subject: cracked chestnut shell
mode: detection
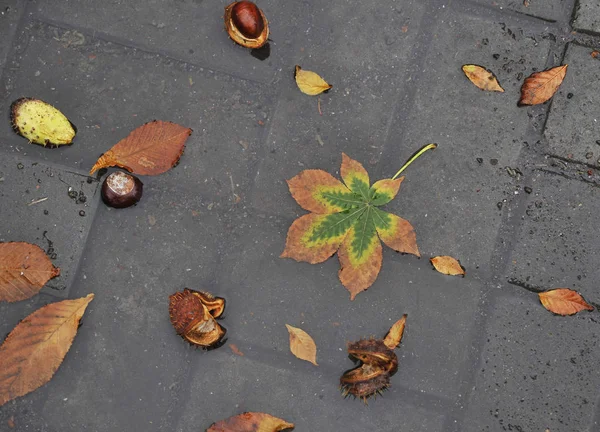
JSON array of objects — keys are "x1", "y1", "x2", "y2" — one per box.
[
  {"x1": 101, "y1": 171, "x2": 143, "y2": 208},
  {"x1": 224, "y1": 1, "x2": 269, "y2": 49},
  {"x1": 169, "y1": 288, "x2": 227, "y2": 348}
]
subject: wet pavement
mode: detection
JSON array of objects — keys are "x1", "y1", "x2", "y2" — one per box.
[{"x1": 1, "y1": 0, "x2": 599, "y2": 431}]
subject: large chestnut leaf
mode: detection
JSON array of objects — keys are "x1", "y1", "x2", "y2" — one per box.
[
  {"x1": 207, "y1": 412, "x2": 294, "y2": 431},
  {"x1": 90, "y1": 120, "x2": 192, "y2": 175},
  {"x1": 0, "y1": 242, "x2": 60, "y2": 303},
  {"x1": 281, "y1": 153, "x2": 419, "y2": 300},
  {"x1": 0, "y1": 294, "x2": 94, "y2": 406}
]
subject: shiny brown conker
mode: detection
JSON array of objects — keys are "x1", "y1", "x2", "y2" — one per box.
[
  {"x1": 224, "y1": 1, "x2": 269, "y2": 49},
  {"x1": 101, "y1": 171, "x2": 143, "y2": 208}
]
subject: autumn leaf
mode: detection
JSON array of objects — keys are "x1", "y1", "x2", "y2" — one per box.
[
  {"x1": 285, "y1": 324, "x2": 318, "y2": 366},
  {"x1": 207, "y1": 412, "x2": 294, "y2": 432},
  {"x1": 430, "y1": 256, "x2": 465, "y2": 277},
  {"x1": 462, "y1": 64, "x2": 504, "y2": 92},
  {"x1": 281, "y1": 154, "x2": 419, "y2": 300},
  {"x1": 538, "y1": 288, "x2": 594, "y2": 316},
  {"x1": 383, "y1": 314, "x2": 407, "y2": 349},
  {"x1": 0, "y1": 294, "x2": 94, "y2": 406},
  {"x1": 0, "y1": 242, "x2": 60, "y2": 303},
  {"x1": 90, "y1": 120, "x2": 192, "y2": 175},
  {"x1": 294, "y1": 65, "x2": 332, "y2": 96},
  {"x1": 518, "y1": 65, "x2": 568, "y2": 106}
]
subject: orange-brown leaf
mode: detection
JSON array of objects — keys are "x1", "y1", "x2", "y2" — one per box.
[
  {"x1": 518, "y1": 65, "x2": 568, "y2": 106},
  {"x1": 383, "y1": 314, "x2": 407, "y2": 349},
  {"x1": 462, "y1": 64, "x2": 505, "y2": 92},
  {"x1": 285, "y1": 324, "x2": 318, "y2": 366},
  {"x1": 538, "y1": 288, "x2": 594, "y2": 316},
  {"x1": 0, "y1": 294, "x2": 94, "y2": 406},
  {"x1": 89, "y1": 120, "x2": 192, "y2": 175},
  {"x1": 0, "y1": 242, "x2": 60, "y2": 303},
  {"x1": 207, "y1": 412, "x2": 295, "y2": 432},
  {"x1": 229, "y1": 344, "x2": 244, "y2": 356},
  {"x1": 430, "y1": 256, "x2": 465, "y2": 276}
]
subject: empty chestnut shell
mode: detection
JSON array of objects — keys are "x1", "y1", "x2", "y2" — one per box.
[
  {"x1": 101, "y1": 171, "x2": 143, "y2": 208},
  {"x1": 224, "y1": 1, "x2": 269, "y2": 49},
  {"x1": 169, "y1": 288, "x2": 227, "y2": 349}
]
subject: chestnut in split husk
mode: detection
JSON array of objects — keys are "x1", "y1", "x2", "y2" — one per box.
[
  {"x1": 101, "y1": 171, "x2": 143, "y2": 208},
  {"x1": 224, "y1": 1, "x2": 269, "y2": 49},
  {"x1": 169, "y1": 288, "x2": 227, "y2": 349}
]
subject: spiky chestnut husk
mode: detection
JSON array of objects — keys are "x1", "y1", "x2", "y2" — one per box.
[
  {"x1": 224, "y1": 1, "x2": 269, "y2": 49},
  {"x1": 168, "y1": 288, "x2": 227, "y2": 349},
  {"x1": 340, "y1": 338, "x2": 398, "y2": 403},
  {"x1": 101, "y1": 171, "x2": 143, "y2": 208},
  {"x1": 10, "y1": 98, "x2": 76, "y2": 147}
]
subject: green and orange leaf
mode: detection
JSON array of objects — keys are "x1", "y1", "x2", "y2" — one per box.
[{"x1": 282, "y1": 154, "x2": 419, "y2": 300}]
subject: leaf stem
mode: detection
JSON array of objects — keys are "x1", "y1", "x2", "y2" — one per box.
[{"x1": 391, "y1": 143, "x2": 437, "y2": 180}]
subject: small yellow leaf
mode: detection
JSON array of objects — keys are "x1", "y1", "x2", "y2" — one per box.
[
  {"x1": 383, "y1": 314, "x2": 407, "y2": 349},
  {"x1": 430, "y1": 256, "x2": 465, "y2": 276},
  {"x1": 538, "y1": 288, "x2": 594, "y2": 316},
  {"x1": 294, "y1": 65, "x2": 332, "y2": 96},
  {"x1": 285, "y1": 324, "x2": 318, "y2": 365},
  {"x1": 462, "y1": 65, "x2": 504, "y2": 92}
]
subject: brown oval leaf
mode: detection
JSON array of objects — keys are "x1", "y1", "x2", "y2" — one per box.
[
  {"x1": 538, "y1": 288, "x2": 594, "y2": 316},
  {"x1": 383, "y1": 314, "x2": 407, "y2": 349},
  {"x1": 285, "y1": 324, "x2": 318, "y2": 366},
  {"x1": 90, "y1": 120, "x2": 192, "y2": 175},
  {"x1": 0, "y1": 242, "x2": 60, "y2": 303},
  {"x1": 0, "y1": 294, "x2": 94, "y2": 406},
  {"x1": 462, "y1": 64, "x2": 505, "y2": 92},
  {"x1": 430, "y1": 256, "x2": 465, "y2": 276},
  {"x1": 207, "y1": 412, "x2": 294, "y2": 432},
  {"x1": 518, "y1": 65, "x2": 568, "y2": 106}
]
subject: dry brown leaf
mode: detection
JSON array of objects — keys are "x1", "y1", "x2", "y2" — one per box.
[
  {"x1": 430, "y1": 256, "x2": 465, "y2": 276},
  {"x1": 0, "y1": 294, "x2": 94, "y2": 406},
  {"x1": 591, "y1": 51, "x2": 599, "y2": 59},
  {"x1": 294, "y1": 65, "x2": 332, "y2": 96},
  {"x1": 538, "y1": 288, "x2": 594, "y2": 316},
  {"x1": 0, "y1": 242, "x2": 60, "y2": 303},
  {"x1": 90, "y1": 120, "x2": 192, "y2": 175},
  {"x1": 383, "y1": 314, "x2": 407, "y2": 349},
  {"x1": 462, "y1": 64, "x2": 505, "y2": 92},
  {"x1": 518, "y1": 65, "x2": 568, "y2": 106},
  {"x1": 207, "y1": 412, "x2": 294, "y2": 432},
  {"x1": 285, "y1": 324, "x2": 318, "y2": 366}
]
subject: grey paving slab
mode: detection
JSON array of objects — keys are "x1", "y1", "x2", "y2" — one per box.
[
  {"x1": 31, "y1": 0, "x2": 310, "y2": 84},
  {"x1": 0, "y1": 21, "x2": 276, "y2": 206},
  {"x1": 0, "y1": 0, "x2": 23, "y2": 76},
  {"x1": 462, "y1": 290, "x2": 600, "y2": 432},
  {"x1": 544, "y1": 43, "x2": 600, "y2": 167},
  {"x1": 573, "y1": 0, "x2": 600, "y2": 34},
  {"x1": 250, "y1": 0, "x2": 427, "y2": 217},
  {"x1": 212, "y1": 217, "x2": 483, "y2": 402},
  {"x1": 0, "y1": 153, "x2": 100, "y2": 297},
  {"x1": 375, "y1": 8, "x2": 551, "y2": 274},
  {"x1": 471, "y1": 0, "x2": 571, "y2": 23},
  {"x1": 506, "y1": 169, "x2": 600, "y2": 298}
]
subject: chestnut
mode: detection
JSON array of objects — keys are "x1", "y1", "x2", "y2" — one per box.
[
  {"x1": 224, "y1": 1, "x2": 269, "y2": 49},
  {"x1": 101, "y1": 171, "x2": 143, "y2": 208}
]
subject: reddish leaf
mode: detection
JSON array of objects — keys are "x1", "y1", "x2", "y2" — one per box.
[
  {"x1": 90, "y1": 120, "x2": 192, "y2": 175},
  {"x1": 518, "y1": 65, "x2": 568, "y2": 106},
  {"x1": 0, "y1": 242, "x2": 60, "y2": 303},
  {"x1": 207, "y1": 412, "x2": 294, "y2": 431},
  {"x1": 538, "y1": 288, "x2": 594, "y2": 316}
]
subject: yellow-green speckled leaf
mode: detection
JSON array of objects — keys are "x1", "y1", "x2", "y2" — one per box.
[{"x1": 10, "y1": 98, "x2": 75, "y2": 147}]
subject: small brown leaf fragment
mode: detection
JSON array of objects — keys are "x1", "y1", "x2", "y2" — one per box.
[
  {"x1": 207, "y1": 412, "x2": 294, "y2": 432},
  {"x1": 0, "y1": 242, "x2": 60, "y2": 303},
  {"x1": 285, "y1": 324, "x2": 318, "y2": 365},
  {"x1": 538, "y1": 288, "x2": 594, "y2": 316},
  {"x1": 518, "y1": 65, "x2": 568, "y2": 106},
  {"x1": 90, "y1": 120, "x2": 192, "y2": 175},
  {"x1": 383, "y1": 314, "x2": 407, "y2": 349},
  {"x1": 591, "y1": 51, "x2": 599, "y2": 59},
  {"x1": 7, "y1": 417, "x2": 15, "y2": 428},
  {"x1": 229, "y1": 344, "x2": 244, "y2": 356},
  {"x1": 0, "y1": 294, "x2": 94, "y2": 406},
  {"x1": 430, "y1": 256, "x2": 465, "y2": 276},
  {"x1": 294, "y1": 65, "x2": 332, "y2": 96},
  {"x1": 462, "y1": 64, "x2": 505, "y2": 92}
]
